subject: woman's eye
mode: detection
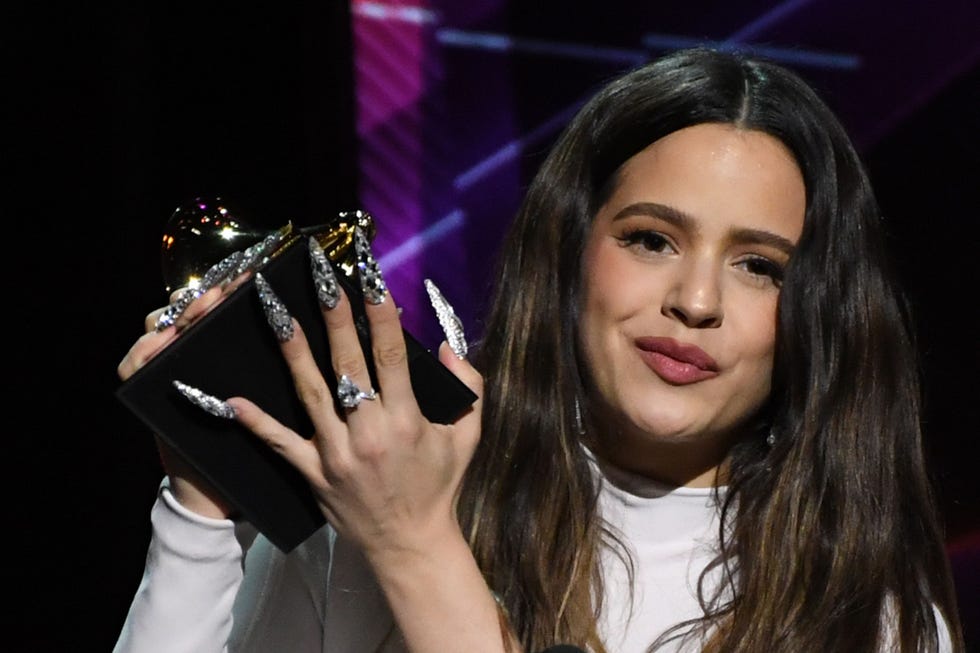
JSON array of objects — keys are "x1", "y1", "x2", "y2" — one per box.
[
  {"x1": 738, "y1": 256, "x2": 785, "y2": 286},
  {"x1": 619, "y1": 229, "x2": 673, "y2": 254}
]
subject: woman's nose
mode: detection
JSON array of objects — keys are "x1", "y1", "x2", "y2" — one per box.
[{"x1": 661, "y1": 260, "x2": 723, "y2": 328}]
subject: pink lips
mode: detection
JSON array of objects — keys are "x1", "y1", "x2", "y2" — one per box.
[{"x1": 635, "y1": 336, "x2": 720, "y2": 385}]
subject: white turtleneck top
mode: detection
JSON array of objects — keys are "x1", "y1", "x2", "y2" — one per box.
[
  {"x1": 591, "y1": 458, "x2": 725, "y2": 653},
  {"x1": 112, "y1": 465, "x2": 951, "y2": 652}
]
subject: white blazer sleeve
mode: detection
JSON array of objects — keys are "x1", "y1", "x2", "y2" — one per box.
[{"x1": 113, "y1": 479, "x2": 246, "y2": 653}]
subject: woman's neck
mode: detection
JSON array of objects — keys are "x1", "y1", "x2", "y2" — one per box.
[{"x1": 584, "y1": 426, "x2": 733, "y2": 488}]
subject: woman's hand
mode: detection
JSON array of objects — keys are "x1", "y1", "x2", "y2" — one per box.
[
  {"x1": 171, "y1": 234, "x2": 510, "y2": 651},
  {"x1": 227, "y1": 269, "x2": 483, "y2": 560},
  {"x1": 117, "y1": 285, "x2": 226, "y2": 381},
  {"x1": 118, "y1": 238, "x2": 270, "y2": 381},
  {"x1": 118, "y1": 269, "x2": 252, "y2": 519}
]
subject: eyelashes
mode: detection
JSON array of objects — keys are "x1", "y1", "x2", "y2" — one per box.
[
  {"x1": 736, "y1": 256, "x2": 785, "y2": 286},
  {"x1": 616, "y1": 228, "x2": 787, "y2": 286},
  {"x1": 618, "y1": 228, "x2": 674, "y2": 253}
]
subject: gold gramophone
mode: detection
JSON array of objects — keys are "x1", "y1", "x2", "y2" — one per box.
[{"x1": 160, "y1": 196, "x2": 376, "y2": 293}]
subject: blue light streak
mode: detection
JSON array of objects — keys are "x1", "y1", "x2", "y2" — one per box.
[
  {"x1": 378, "y1": 209, "x2": 466, "y2": 271},
  {"x1": 724, "y1": 0, "x2": 814, "y2": 43},
  {"x1": 641, "y1": 33, "x2": 860, "y2": 70},
  {"x1": 358, "y1": 0, "x2": 861, "y2": 272},
  {"x1": 454, "y1": 100, "x2": 585, "y2": 191},
  {"x1": 437, "y1": 29, "x2": 647, "y2": 65}
]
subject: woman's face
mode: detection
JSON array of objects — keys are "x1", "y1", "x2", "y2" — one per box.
[{"x1": 579, "y1": 123, "x2": 805, "y2": 486}]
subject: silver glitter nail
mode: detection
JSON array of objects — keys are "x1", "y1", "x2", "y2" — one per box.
[
  {"x1": 233, "y1": 230, "x2": 284, "y2": 278},
  {"x1": 424, "y1": 278, "x2": 467, "y2": 359},
  {"x1": 254, "y1": 273, "x2": 294, "y2": 342},
  {"x1": 155, "y1": 286, "x2": 201, "y2": 331},
  {"x1": 154, "y1": 249, "x2": 249, "y2": 332},
  {"x1": 173, "y1": 380, "x2": 235, "y2": 419},
  {"x1": 199, "y1": 249, "x2": 245, "y2": 290},
  {"x1": 308, "y1": 236, "x2": 341, "y2": 309},
  {"x1": 354, "y1": 226, "x2": 387, "y2": 305}
]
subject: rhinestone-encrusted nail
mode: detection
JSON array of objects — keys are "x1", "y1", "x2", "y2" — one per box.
[
  {"x1": 173, "y1": 380, "x2": 235, "y2": 419},
  {"x1": 155, "y1": 286, "x2": 200, "y2": 331},
  {"x1": 354, "y1": 226, "x2": 387, "y2": 305},
  {"x1": 424, "y1": 278, "x2": 467, "y2": 359},
  {"x1": 154, "y1": 249, "x2": 250, "y2": 332},
  {"x1": 254, "y1": 273, "x2": 294, "y2": 342},
  {"x1": 199, "y1": 249, "x2": 245, "y2": 290},
  {"x1": 308, "y1": 237, "x2": 340, "y2": 309},
  {"x1": 234, "y1": 230, "x2": 284, "y2": 278}
]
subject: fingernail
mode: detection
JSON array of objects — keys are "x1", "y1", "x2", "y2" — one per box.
[
  {"x1": 154, "y1": 287, "x2": 200, "y2": 332},
  {"x1": 354, "y1": 226, "x2": 387, "y2": 305},
  {"x1": 234, "y1": 230, "x2": 284, "y2": 278},
  {"x1": 198, "y1": 249, "x2": 245, "y2": 290},
  {"x1": 424, "y1": 279, "x2": 467, "y2": 359},
  {"x1": 308, "y1": 237, "x2": 340, "y2": 309},
  {"x1": 173, "y1": 380, "x2": 235, "y2": 419},
  {"x1": 254, "y1": 273, "x2": 294, "y2": 342},
  {"x1": 154, "y1": 249, "x2": 248, "y2": 332}
]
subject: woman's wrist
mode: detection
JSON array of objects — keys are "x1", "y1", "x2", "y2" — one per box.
[
  {"x1": 365, "y1": 525, "x2": 519, "y2": 653},
  {"x1": 168, "y1": 475, "x2": 236, "y2": 519}
]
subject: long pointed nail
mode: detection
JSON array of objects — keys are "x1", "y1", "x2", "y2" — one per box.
[
  {"x1": 354, "y1": 226, "x2": 387, "y2": 305},
  {"x1": 173, "y1": 380, "x2": 235, "y2": 419},
  {"x1": 233, "y1": 230, "x2": 284, "y2": 278},
  {"x1": 155, "y1": 287, "x2": 199, "y2": 331},
  {"x1": 199, "y1": 249, "x2": 245, "y2": 290},
  {"x1": 424, "y1": 279, "x2": 467, "y2": 359},
  {"x1": 254, "y1": 273, "x2": 294, "y2": 342},
  {"x1": 154, "y1": 248, "x2": 250, "y2": 332},
  {"x1": 308, "y1": 237, "x2": 341, "y2": 309}
]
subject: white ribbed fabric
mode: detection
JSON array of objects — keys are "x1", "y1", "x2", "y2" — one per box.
[{"x1": 591, "y1": 456, "x2": 725, "y2": 653}]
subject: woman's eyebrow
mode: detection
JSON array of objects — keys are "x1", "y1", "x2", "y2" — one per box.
[
  {"x1": 610, "y1": 202, "x2": 694, "y2": 229},
  {"x1": 727, "y1": 227, "x2": 797, "y2": 256},
  {"x1": 610, "y1": 201, "x2": 796, "y2": 255}
]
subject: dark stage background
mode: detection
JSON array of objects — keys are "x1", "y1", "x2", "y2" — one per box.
[{"x1": 9, "y1": 1, "x2": 978, "y2": 650}]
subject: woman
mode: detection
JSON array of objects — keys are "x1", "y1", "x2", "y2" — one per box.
[{"x1": 114, "y1": 48, "x2": 963, "y2": 652}]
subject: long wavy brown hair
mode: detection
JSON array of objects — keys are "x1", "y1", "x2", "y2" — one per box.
[{"x1": 457, "y1": 48, "x2": 964, "y2": 652}]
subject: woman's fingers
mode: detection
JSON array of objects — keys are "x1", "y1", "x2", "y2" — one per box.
[
  {"x1": 118, "y1": 329, "x2": 175, "y2": 381},
  {"x1": 364, "y1": 297, "x2": 414, "y2": 410},
  {"x1": 437, "y1": 341, "x2": 483, "y2": 442},
  {"x1": 145, "y1": 306, "x2": 167, "y2": 334},
  {"x1": 437, "y1": 342, "x2": 483, "y2": 406},
  {"x1": 161, "y1": 280, "x2": 242, "y2": 333},
  {"x1": 166, "y1": 247, "x2": 486, "y2": 552},
  {"x1": 122, "y1": 286, "x2": 231, "y2": 382},
  {"x1": 159, "y1": 285, "x2": 222, "y2": 332},
  {"x1": 276, "y1": 317, "x2": 349, "y2": 450},
  {"x1": 252, "y1": 272, "x2": 352, "y2": 469},
  {"x1": 226, "y1": 396, "x2": 329, "y2": 492},
  {"x1": 351, "y1": 228, "x2": 414, "y2": 410},
  {"x1": 171, "y1": 285, "x2": 226, "y2": 330},
  {"x1": 321, "y1": 290, "x2": 373, "y2": 391}
]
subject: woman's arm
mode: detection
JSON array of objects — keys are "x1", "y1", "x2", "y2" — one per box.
[
  {"x1": 112, "y1": 480, "x2": 244, "y2": 653},
  {"x1": 217, "y1": 237, "x2": 519, "y2": 652},
  {"x1": 113, "y1": 270, "x2": 258, "y2": 652}
]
